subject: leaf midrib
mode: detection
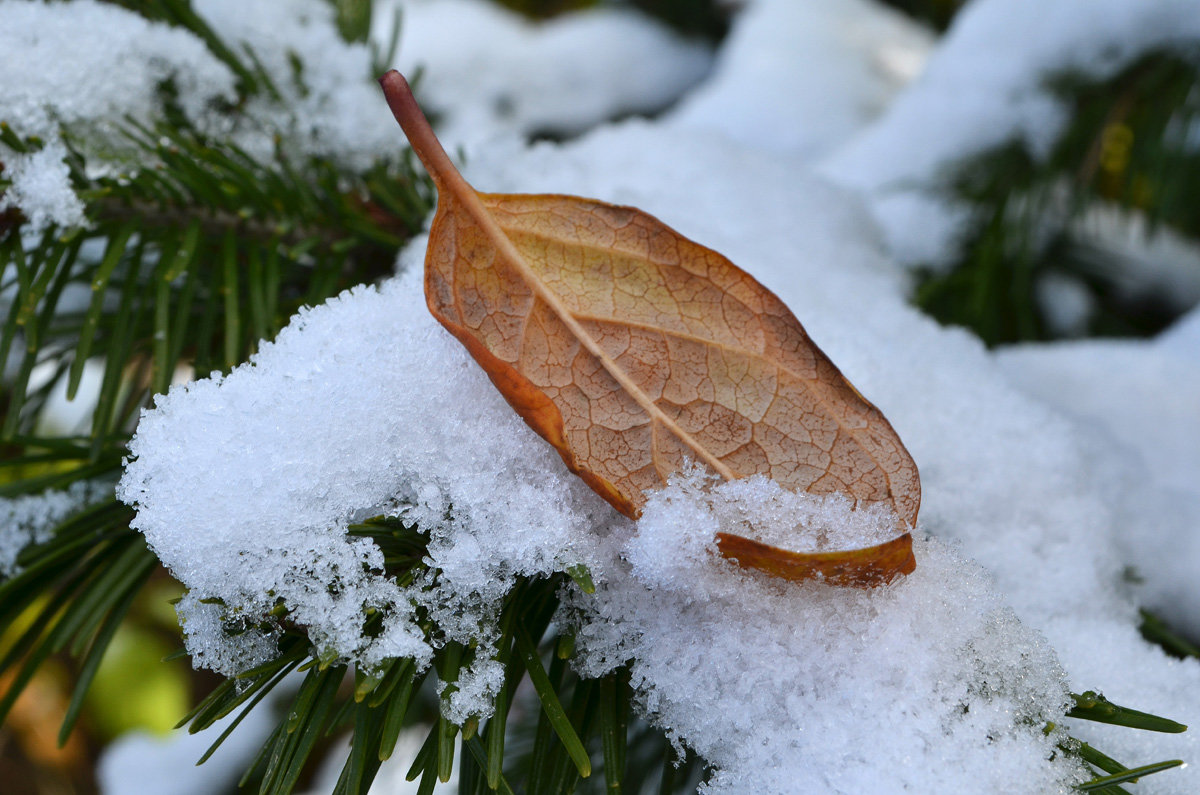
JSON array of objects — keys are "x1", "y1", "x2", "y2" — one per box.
[
  {"x1": 497, "y1": 220, "x2": 893, "y2": 489},
  {"x1": 451, "y1": 189, "x2": 739, "y2": 483}
]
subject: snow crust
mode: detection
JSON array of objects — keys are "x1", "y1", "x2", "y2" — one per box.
[
  {"x1": 0, "y1": 0, "x2": 1185, "y2": 791},
  {"x1": 823, "y1": 0, "x2": 1200, "y2": 265}
]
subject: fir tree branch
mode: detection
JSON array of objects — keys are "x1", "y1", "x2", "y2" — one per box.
[{"x1": 915, "y1": 48, "x2": 1200, "y2": 345}]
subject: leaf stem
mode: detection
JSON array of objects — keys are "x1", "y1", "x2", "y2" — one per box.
[{"x1": 378, "y1": 71, "x2": 466, "y2": 194}]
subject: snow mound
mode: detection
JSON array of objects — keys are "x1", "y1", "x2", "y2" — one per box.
[
  {"x1": 667, "y1": 0, "x2": 934, "y2": 158},
  {"x1": 122, "y1": 124, "x2": 1112, "y2": 791},
  {"x1": 570, "y1": 529, "x2": 1083, "y2": 794},
  {"x1": 119, "y1": 267, "x2": 614, "y2": 678},
  {"x1": 387, "y1": 0, "x2": 713, "y2": 147}
]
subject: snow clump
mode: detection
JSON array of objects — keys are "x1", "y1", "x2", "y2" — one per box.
[{"x1": 0, "y1": 479, "x2": 109, "y2": 578}]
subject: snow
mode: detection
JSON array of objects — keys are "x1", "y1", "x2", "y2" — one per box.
[
  {"x1": 0, "y1": 0, "x2": 711, "y2": 232},
  {"x1": 0, "y1": 0, "x2": 233, "y2": 230},
  {"x1": 458, "y1": 117, "x2": 1200, "y2": 790},
  {"x1": 118, "y1": 121, "x2": 1155, "y2": 790},
  {"x1": 630, "y1": 468, "x2": 903, "y2": 562},
  {"x1": 568, "y1": 534, "x2": 1082, "y2": 794},
  {"x1": 996, "y1": 311, "x2": 1200, "y2": 642},
  {"x1": 0, "y1": 1, "x2": 232, "y2": 141},
  {"x1": 570, "y1": 471, "x2": 1084, "y2": 791},
  {"x1": 190, "y1": 0, "x2": 401, "y2": 169},
  {"x1": 118, "y1": 260, "x2": 613, "y2": 689},
  {"x1": 0, "y1": 141, "x2": 87, "y2": 230},
  {"x1": 387, "y1": 0, "x2": 714, "y2": 147},
  {"x1": 823, "y1": 0, "x2": 1200, "y2": 266},
  {"x1": 666, "y1": 0, "x2": 934, "y2": 158},
  {"x1": 0, "y1": 480, "x2": 107, "y2": 577},
  {"x1": 0, "y1": 0, "x2": 1194, "y2": 792}
]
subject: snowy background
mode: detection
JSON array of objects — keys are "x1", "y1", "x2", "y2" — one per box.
[{"x1": 3, "y1": 0, "x2": 1199, "y2": 793}]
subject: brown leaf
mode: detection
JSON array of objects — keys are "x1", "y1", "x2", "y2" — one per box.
[{"x1": 380, "y1": 71, "x2": 920, "y2": 586}]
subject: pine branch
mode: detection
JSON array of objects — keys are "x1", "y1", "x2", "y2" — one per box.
[
  {"x1": 0, "y1": 2, "x2": 430, "y2": 785},
  {"x1": 915, "y1": 47, "x2": 1200, "y2": 345}
]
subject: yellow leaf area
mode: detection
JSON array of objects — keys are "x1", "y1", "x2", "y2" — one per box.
[{"x1": 381, "y1": 71, "x2": 920, "y2": 587}]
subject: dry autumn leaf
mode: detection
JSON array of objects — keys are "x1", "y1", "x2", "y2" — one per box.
[{"x1": 380, "y1": 71, "x2": 920, "y2": 587}]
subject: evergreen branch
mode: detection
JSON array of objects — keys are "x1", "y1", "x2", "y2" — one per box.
[
  {"x1": 177, "y1": 561, "x2": 705, "y2": 794},
  {"x1": 1, "y1": 116, "x2": 432, "y2": 445},
  {"x1": 102, "y1": 0, "x2": 270, "y2": 99},
  {"x1": 915, "y1": 48, "x2": 1200, "y2": 345},
  {"x1": 1057, "y1": 692, "x2": 1190, "y2": 791},
  {"x1": 0, "y1": 501, "x2": 152, "y2": 739},
  {"x1": 3, "y1": 4, "x2": 1193, "y2": 793},
  {"x1": 0, "y1": 3, "x2": 431, "y2": 775}
]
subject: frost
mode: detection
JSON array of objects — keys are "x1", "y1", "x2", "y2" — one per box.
[{"x1": 0, "y1": 480, "x2": 108, "y2": 578}]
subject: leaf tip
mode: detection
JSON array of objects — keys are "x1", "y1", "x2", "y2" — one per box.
[{"x1": 715, "y1": 531, "x2": 915, "y2": 588}]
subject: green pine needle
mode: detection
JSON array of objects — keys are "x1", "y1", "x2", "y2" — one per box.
[
  {"x1": 1078, "y1": 759, "x2": 1185, "y2": 791},
  {"x1": 1069, "y1": 691, "x2": 1188, "y2": 733}
]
